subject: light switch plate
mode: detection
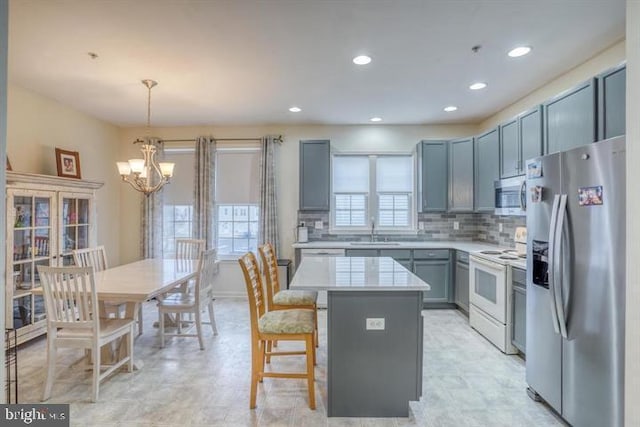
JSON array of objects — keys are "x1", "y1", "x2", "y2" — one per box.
[
  {"x1": 366, "y1": 318, "x2": 385, "y2": 330},
  {"x1": 499, "y1": 223, "x2": 503, "y2": 232},
  {"x1": 453, "y1": 221, "x2": 459, "y2": 230},
  {"x1": 314, "y1": 221, "x2": 323, "y2": 230}
]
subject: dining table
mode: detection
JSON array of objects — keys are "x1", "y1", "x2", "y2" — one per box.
[{"x1": 35, "y1": 258, "x2": 199, "y2": 368}]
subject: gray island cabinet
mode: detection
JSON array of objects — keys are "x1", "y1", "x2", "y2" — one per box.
[{"x1": 290, "y1": 256, "x2": 429, "y2": 417}]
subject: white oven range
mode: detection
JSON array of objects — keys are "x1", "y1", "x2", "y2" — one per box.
[{"x1": 469, "y1": 249, "x2": 524, "y2": 354}]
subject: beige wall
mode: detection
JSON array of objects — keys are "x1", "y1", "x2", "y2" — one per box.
[
  {"x1": 7, "y1": 84, "x2": 123, "y2": 264},
  {"x1": 479, "y1": 40, "x2": 626, "y2": 132}
]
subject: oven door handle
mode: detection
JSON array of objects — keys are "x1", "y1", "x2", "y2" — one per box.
[
  {"x1": 547, "y1": 194, "x2": 562, "y2": 335},
  {"x1": 554, "y1": 194, "x2": 569, "y2": 339},
  {"x1": 470, "y1": 256, "x2": 506, "y2": 271}
]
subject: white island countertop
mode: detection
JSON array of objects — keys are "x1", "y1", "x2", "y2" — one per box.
[{"x1": 290, "y1": 256, "x2": 430, "y2": 291}]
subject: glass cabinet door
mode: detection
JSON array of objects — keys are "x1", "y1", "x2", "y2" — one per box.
[
  {"x1": 59, "y1": 194, "x2": 93, "y2": 266},
  {"x1": 8, "y1": 191, "x2": 55, "y2": 331}
]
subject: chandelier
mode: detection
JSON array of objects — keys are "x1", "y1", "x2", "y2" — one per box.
[{"x1": 116, "y1": 79, "x2": 174, "y2": 196}]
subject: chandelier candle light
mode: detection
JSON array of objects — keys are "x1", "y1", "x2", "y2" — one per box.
[{"x1": 116, "y1": 79, "x2": 175, "y2": 196}]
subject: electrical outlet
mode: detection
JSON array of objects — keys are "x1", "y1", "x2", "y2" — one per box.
[
  {"x1": 499, "y1": 223, "x2": 503, "y2": 232},
  {"x1": 315, "y1": 221, "x2": 323, "y2": 230},
  {"x1": 453, "y1": 221, "x2": 459, "y2": 230},
  {"x1": 366, "y1": 318, "x2": 385, "y2": 330}
]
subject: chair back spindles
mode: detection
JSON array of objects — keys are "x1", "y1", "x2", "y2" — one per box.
[
  {"x1": 176, "y1": 239, "x2": 205, "y2": 260},
  {"x1": 238, "y1": 252, "x2": 266, "y2": 334},
  {"x1": 195, "y1": 249, "x2": 217, "y2": 308},
  {"x1": 38, "y1": 266, "x2": 98, "y2": 331},
  {"x1": 258, "y1": 243, "x2": 280, "y2": 309},
  {"x1": 73, "y1": 246, "x2": 108, "y2": 272}
]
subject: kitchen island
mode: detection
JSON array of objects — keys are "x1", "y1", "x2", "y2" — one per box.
[{"x1": 290, "y1": 256, "x2": 430, "y2": 417}]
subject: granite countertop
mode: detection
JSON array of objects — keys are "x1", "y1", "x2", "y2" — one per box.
[{"x1": 290, "y1": 256, "x2": 430, "y2": 291}]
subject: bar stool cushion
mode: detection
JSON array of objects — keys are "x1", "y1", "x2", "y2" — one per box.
[
  {"x1": 258, "y1": 309, "x2": 315, "y2": 334},
  {"x1": 273, "y1": 290, "x2": 318, "y2": 306}
]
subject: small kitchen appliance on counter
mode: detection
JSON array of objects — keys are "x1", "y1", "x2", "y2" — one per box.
[{"x1": 297, "y1": 224, "x2": 308, "y2": 243}]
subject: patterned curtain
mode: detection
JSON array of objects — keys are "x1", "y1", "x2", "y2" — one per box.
[
  {"x1": 259, "y1": 136, "x2": 279, "y2": 255},
  {"x1": 194, "y1": 136, "x2": 217, "y2": 250},
  {"x1": 141, "y1": 138, "x2": 164, "y2": 259}
]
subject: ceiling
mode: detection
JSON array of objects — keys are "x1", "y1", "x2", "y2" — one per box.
[{"x1": 8, "y1": 0, "x2": 625, "y2": 127}]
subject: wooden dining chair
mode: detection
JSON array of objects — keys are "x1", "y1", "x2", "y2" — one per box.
[
  {"x1": 157, "y1": 248, "x2": 218, "y2": 350},
  {"x1": 73, "y1": 246, "x2": 144, "y2": 336},
  {"x1": 38, "y1": 265, "x2": 135, "y2": 402},
  {"x1": 238, "y1": 251, "x2": 316, "y2": 410},
  {"x1": 259, "y1": 243, "x2": 319, "y2": 355}
]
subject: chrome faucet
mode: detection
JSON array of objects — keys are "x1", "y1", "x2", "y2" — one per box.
[{"x1": 370, "y1": 217, "x2": 376, "y2": 242}]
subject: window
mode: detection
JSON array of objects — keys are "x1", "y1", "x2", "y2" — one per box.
[
  {"x1": 215, "y1": 148, "x2": 261, "y2": 256},
  {"x1": 217, "y1": 204, "x2": 259, "y2": 255},
  {"x1": 162, "y1": 151, "x2": 196, "y2": 256},
  {"x1": 163, "y1": 205, "x2": 193, "y2": 256},
  {"x1": 331, "y1": 154, "x2": 414, "y2": 231}
]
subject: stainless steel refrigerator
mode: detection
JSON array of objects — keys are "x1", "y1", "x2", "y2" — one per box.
[{"x1": 525, "y1": 136, "x2": 625, "y2": 427}]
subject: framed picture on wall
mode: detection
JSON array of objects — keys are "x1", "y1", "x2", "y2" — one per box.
[{"x1": 55, "y1": 148, "x2": 81, "y2": 179}]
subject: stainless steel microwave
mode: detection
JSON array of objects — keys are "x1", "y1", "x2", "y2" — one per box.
[{"x1": 494, "y1": 176, "x2": 526, "y2": 216}]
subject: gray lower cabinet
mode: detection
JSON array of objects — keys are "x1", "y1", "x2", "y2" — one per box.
[
  {"x1": 454, "y1": 251, "x2": 469, "y2": 313},
  {"x1": 448, "y1": 137, "x2": 474, "y2": 212},
  {"x1": 474, "y1": 128, "x2": 499, "y2": 212},
  {"x1": 327, "y1": 290, "x2": 423, "y2": 416},
  {"x1": 512, "y1": 267, "x2": 526, "y2": 355},
  {"x1": 417, "y1": 140, "x2": 448, "y2": 212},
  {"x1": 299, "y1": 140, "x2": 330, "y2": 211},
  {"x1": 345, "y1": 249, "x2": 379, "y2": 257},
  {"x1": 598, "y1": 64, "x2": 626, "y2": 140},
  {"x1": 413, "y1": 259, "x2": 451, "y2": 303},
  {"x1": 544, "y1": 79, "x2": 596, "y2": 154}
]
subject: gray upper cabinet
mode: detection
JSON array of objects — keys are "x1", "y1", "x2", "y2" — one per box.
[
  {"x1": 474, "y1": 129, "x2": 499, "y2": 212},
  {"x1": 499, "y1": 119, "x2": 519, "y2": 179},
  {"x1": 448, "y1": 137, "x2": 474, "y2": 212},
  {"x1": 499, "y1": 106, "x2": 543, "y2": 178},
  {"x1": 544, "y1": 79, "x2": 597, "y2": 154},
  {"x1": 417, "y1": 141, "x2": 448, "y2": 212},
  {"x1": 519, "y1": 106, "x2": 543, "y2": 169},
  {"x1": 299, "y1": 140, "x2": 330, "y2": 211},
  {"x1": 598, "y1": 64, "x2": 626, "y2": 140}
]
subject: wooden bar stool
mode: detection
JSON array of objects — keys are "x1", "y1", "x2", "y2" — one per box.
[
  {"x1": 258, "y1": 243, "x2": 319, "y2": 356},
  {"x1": 238, "y1": 252, "x2": 316, "y2": 410}
]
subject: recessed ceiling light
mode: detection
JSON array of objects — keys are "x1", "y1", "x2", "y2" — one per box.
[
  {"x1": 353, "y1": 55, "x2": 372, "y2": 65},
  {"x1": 289, "y1": 106, "x2": 301, "y2": 112},
  {"x1": 508, "y1": 46, "x2": 532, "y2": 58},
  {"x1": 370, "y1": 117, "x2": 382, "y2": 122},
  {"x1": 469, "y1": 82, "x2": 487, "y2": 90},
  {"x1": 444, "y1": 106, "x2": 458, "y2": 112}
]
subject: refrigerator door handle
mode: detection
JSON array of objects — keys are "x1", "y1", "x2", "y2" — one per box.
[
  {"x1": 519, "y1": 180, "x2": 527, "y2": 212},
  {"x1": 554, "y1": 194, "x2": 569, "y2": 339},
  {"x1": 547, "y1": 194, "x2": 561, "y2": 335}
]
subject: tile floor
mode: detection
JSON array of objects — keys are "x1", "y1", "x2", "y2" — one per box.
[{"x1": 15, "y1": 299, "x2": 565, "y2": 426}]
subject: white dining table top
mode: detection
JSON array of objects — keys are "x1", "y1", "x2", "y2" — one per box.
[
  {"x1": 88, "y1": 258, "x2": 199, "y2": 302},
  {"x1": 290, "y1": 256, "x2": 431, "y2": 291}
]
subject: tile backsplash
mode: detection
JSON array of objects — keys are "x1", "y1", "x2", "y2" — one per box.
[{"x1": 297, "y1": 211, "x2": 526, "y2": 247}]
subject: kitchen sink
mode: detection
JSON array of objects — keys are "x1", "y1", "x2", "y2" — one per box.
[{"x1": 350, "y1": 242, "x2": 400, "y2": 246}]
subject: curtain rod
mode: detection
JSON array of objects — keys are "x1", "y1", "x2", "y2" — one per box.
[{"x1": 161, "y1": 136, "x2": 283, "y2": 144}]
